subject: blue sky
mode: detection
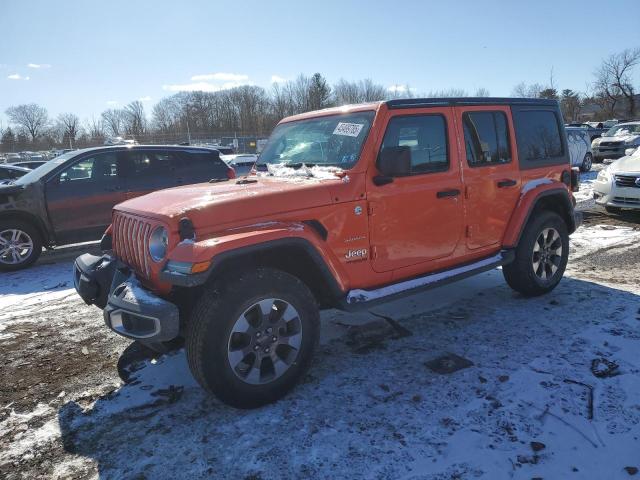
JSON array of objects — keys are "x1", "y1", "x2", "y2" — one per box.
[{"x1": 1, "y1": 0, "x2": 639, "y2": 123}]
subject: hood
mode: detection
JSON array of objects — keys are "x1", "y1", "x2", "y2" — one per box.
[
  {"x1": 116, "y1": 176, "x2": 337, "y2": 227},
  {"x1": 609, "y1": 152, "x2": 640, "y2": 173}
]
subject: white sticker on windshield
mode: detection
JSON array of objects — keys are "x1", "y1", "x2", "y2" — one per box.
[{"x1": 333, "y1": 122, "x2": 364, "y2": 137}]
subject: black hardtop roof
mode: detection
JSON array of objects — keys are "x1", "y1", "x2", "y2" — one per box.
[{"x1": 386, "y1": 97, "x2": 559, "y2": 109}]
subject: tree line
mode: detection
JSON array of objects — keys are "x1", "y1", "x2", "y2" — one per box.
[{"x1": 1, "y1": 47, "x2": 638, "y2": 153}]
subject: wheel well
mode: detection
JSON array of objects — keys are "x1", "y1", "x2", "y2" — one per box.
[
  {"x1": 0, "y1": 211, "x2": 49, "y2": 244},
  {"x1": 530, "y1": 193, "x2": 575, "y2": 234},
  {"x1": 205, "y1": 244, "x2": 342, "y2": 309}
]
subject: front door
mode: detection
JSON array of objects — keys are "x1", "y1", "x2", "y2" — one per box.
[
  {"x1": 368, "y1": 108, "x2": 464, "y2": 273},
  {"x1": 45, "y1": 151, "x2": 126, "y2": 242},
  {"x1": 457, "y1": 106, "x2": 521, "y2": 250}
]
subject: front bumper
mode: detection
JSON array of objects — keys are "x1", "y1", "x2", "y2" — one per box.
[
  {"x1": 593, "y1": 176, "x2": 640, "y2": 210},
  {"x1": 74, "y1": 254, "x2": 180, "y2": 343},
  {"x1": 592, "y1": 145, "x2": 626, "y2": 160}
]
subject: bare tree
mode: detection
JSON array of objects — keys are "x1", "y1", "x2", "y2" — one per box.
[
  {"x1": 333, "y1": 79, "x2": 387, "y2": 105},
  {"x1": 57, "y1": 113, "x2": 80, "y2": 148},
  {"x1": 474, "y1": 87, "x2": 491, "y2": 97},
  {"x1": 594, "y1": 48, "x2": 640, "y2": 117},
  {"x1": 512, "y1": 82, "x2": 545, "y2": 98},
  {"x1": 124, "y1": 101, "x2": 147, "y2": 137},
  {"x1": 5, "y1": 103, "x2": 49, "y2": 141},
  {"x1": 85, "y1": 116, "x2": 105, "y2": 140},
  {"x1": 101, "y1": 109, "x2": 126, "y2": 137}
]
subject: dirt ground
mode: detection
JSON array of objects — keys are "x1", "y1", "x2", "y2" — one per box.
[{"x1": 1, "y1": 205, "x2": 639, "y2": 479}]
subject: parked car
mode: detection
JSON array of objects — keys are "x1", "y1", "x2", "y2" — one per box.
[
  {"x1": 0, "y1": 145, "x2": 235, "y2": 271},
  {"x1": 13, "y1": 160, "x2": 48, "y2": 170},
  {"x1": 5, "y1": 153, "x2": 22, "y2": 163},
  {"x1": 220, "y1": 154, "x2": 257, "y2": 175},
  {"x1": 0, "y1": 164, "x2": 31, "y2": 182},
  {"x1": 565, "y1": 122, "x2": 607, "y2": 141},
  {"x1": 591, "y1": 122, "x2": 640, "y2": 162},
  {"x1": 593, "y1": 147, "x2": 640, "y2": 213},
  {"x1": 74, "y1": 97, "x2": 581, "y2": 408},
  {"x1": 565, "y1": 127, "x2": 593, "y2": 172}
]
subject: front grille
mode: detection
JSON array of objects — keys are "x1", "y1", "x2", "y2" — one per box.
[
  {"x1": 614, "y1": 175, "x2": 640, "y2": 188},
  {"x1": 599, "y1": 141, "x2": 623, "y2": 147},
  {"x1": 112, "y1": 212, "x2": 153, "y2": 277},
  {"x1": 613, "y1": 196, "x2": 640, "y2": 205}
]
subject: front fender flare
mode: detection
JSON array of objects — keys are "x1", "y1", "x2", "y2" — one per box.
[{"x1": 159, "y1": 222, "x2": 347, "y2": 299}]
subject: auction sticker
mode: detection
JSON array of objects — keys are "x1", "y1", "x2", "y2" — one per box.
[{"x1": 333, "y1": 122, "x2": 364, "y2": 137}]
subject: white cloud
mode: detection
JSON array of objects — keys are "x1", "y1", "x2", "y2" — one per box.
[
  {"x1": 387, "y1": 84, "x2": 408, "y2": 93},
  {"x1": 106, "y1": 100, "x2": 119, "y2": 106},
  {"x1": 138, "y1": 96, "x2": 152, "y2": 102},
  {"x1": 271, "y1": 75, "x2": 288, "y2": 84},
  {"x1": 190, "y1": 72, "x2": 249, "y2": 82},
  {"x1": 27, "y1": 63, "x2": 51, "y2": 69},
  {"x1": 7, "y1": 74, "x2": 29, "y2": 81}
]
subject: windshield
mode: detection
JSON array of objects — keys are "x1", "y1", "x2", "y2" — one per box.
[
  {"x1": 14, "y1": 151, "x2": 79, "y2": 185},
  {"x1": 258, "y1": 111, "x2": 375, "y2": 169},
  {"x1": 605, "y1": 124, "x2": 640, "y2": 137}
]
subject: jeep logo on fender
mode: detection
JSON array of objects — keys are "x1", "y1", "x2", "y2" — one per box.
[{"x1": 345, "y1": 248, "x2": 368, "y2": 261}]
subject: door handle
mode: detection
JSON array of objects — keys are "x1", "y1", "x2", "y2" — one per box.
[
  {"x1": 436, "y1": 189, "x2": 460, "y2": 198},
  {"x1": 497, "y1": 179, "x2": 517, "y2": 188}
]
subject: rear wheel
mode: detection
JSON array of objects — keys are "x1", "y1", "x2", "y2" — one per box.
[
  {"x1": 503, "y1": 211, "x2": 569, "y2": 297},
  {"x1": 0, "y1": 221, "x2": 42, "y2": 272},
  {"x1": 580, "y1": 152, "x2": 593, "y2": 172},
  {"x1": 186, "y1": 268, "x2": 319, "y2": 408}
]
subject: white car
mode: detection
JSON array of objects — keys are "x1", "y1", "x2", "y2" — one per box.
[
  {"x1": 591, "y1": 122, "x2": 640, "y2": 162},
  {"x1": 593, "y1": 147, "x2": 640, "y2": 213},
  {"x1": 220, "y1": 154, "x2": 257, "y2": 176},
  {"x1": 565, "y1": 127, "x2": 593, "y2": 172}
]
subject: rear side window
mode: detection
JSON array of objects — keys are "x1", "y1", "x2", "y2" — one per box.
[
  {"x1": 174, "y1": 151, "x2": 229, "y2": 177},
  {"x1": 462, "y1": 111, "x2": 511, "y2": 166},
  {"x1": 515, "y1": 110, "x2": 564, "y2": 162},
  {"x1": 381, "y1": 115, "x2": 449, "y2": 174}
]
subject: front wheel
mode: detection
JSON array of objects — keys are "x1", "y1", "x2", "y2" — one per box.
[
  {"x1": 186, "y1": 268, "x2": 319, "y2": 408},
  {"x1": 503, "y1": 211, "x2": 569, "y2": 297},
  {"x1": 580, "y1": 153, "x2": 593, "y2": 172},
  {"x1": 0, "y1": 221, "x2": 42, "y2": 272}
]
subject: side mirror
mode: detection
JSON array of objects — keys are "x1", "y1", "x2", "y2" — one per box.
[{"x1": 376, "y1": 146, "x2": 412, "y2": 178}]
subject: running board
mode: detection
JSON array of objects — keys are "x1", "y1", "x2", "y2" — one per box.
[{"x1": 344, "y1": 250, "x2": 514, "y2": 309}]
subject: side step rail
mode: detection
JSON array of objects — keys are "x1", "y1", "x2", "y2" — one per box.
[{"x1": 344, "y1": 250, "x2": 514, "y2": 309}]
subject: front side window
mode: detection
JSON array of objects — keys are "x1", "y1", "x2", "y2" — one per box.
[
  {"x1": 259, "y1": 111, "x2": 375, "y2": 169},
  {"x1": 463, "y1": 111, "x2": 511, "y2": 166},
  {"x1": 58, "y1": 152, "x2": 118, "y2": 184},
  {"x1": 381, "y1": 114, "x2": 449, "y2": 174},
  {"x1": 605, "y1": 124, "x2": 640, "y2": 137},
  {"x1": 515, "y1": 110, "x2": 563, "y2": 161}
]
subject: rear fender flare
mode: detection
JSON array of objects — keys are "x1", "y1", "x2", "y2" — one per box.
[{"x1": 503, "y1": 185, "x2": 576, "y2": 248}]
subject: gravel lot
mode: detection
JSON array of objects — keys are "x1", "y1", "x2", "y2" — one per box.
[{"x1": 1, "y1": 184, "x2": 640, "y2": 479}]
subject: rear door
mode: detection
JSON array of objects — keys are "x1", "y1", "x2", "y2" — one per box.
[
  {"x1": 457, "y1": 107, "x2": 521, "y2": 250},
  {"x1": 120, "y1": 149, "x2": 178, "y2": 200},
  {"x1": 45, "y1": 151, "x2": 126, "y2": 241}
]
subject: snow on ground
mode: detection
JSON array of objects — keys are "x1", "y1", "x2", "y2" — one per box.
[
  {"x1": 1, "y1": 222, "x2": 640, "y2": 479},
  {"x1": 573, "y1": 163, "x2": 605, "y2": 210}
]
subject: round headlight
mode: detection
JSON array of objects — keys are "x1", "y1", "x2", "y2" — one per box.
[{"x1": 149, "y1": 226, "x2": 168, "y2": 262}]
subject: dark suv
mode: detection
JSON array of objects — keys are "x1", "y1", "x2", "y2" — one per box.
[{"x1": 0, "y1": 145, "x2": 234, "y2": 271}]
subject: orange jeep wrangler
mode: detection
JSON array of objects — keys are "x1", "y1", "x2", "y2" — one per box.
[{"x1": 74, "y1": 98, "x2": 581, "y2": 408}]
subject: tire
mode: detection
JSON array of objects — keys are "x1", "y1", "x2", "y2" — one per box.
[
  {"x1": 502, "y1": 211, "x2": 569, "y2": 297},
  {"x1": 605, "y1": 206, "x2": 622, "y2": 214},
  {"x1": 0, "y1": 220, "x2": 42, "y2": 272},
  {"x1": 186, "y1": 268, "x2": 319, "y2": 408},
  {"x1": 580, "y1": 153, "x2": 593, "y2": 172}
]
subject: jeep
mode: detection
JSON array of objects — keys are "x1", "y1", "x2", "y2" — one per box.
[{"x1": 74, "y1": 97, "x2": 581, "y2": 408}]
